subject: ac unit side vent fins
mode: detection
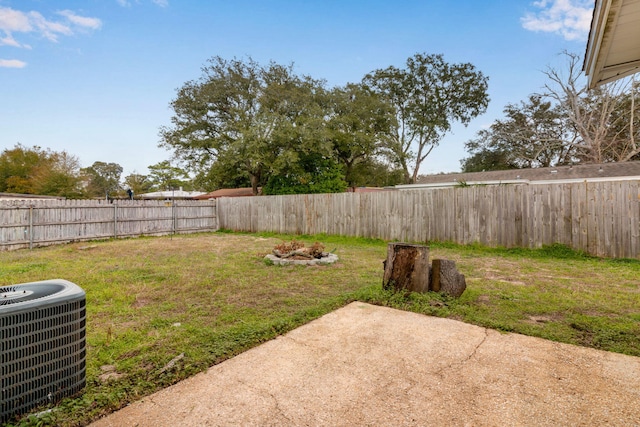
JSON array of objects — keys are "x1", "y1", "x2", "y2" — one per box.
[{"x1": 1, "y1": 280, "x2": 86, "y2": 423}]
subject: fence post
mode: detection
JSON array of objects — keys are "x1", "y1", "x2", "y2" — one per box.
[
  {"x1": 29, "y1": 205, "x2": 34, "y2": 250},
  {"x1": 114, "y1": 204, "x2": 118, "y2": 239},
  {"x1": 213, "y1": 199, "x2": 220, "y2": 231},
  {"x1": 172, "y1": 200, "x2": 176, "y2": 235}
]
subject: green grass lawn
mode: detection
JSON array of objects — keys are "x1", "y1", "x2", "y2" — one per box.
[{"x1": 1, "y1": 231, "x2": 639, "y2": 426}]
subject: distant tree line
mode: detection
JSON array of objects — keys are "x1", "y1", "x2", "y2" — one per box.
[
  {"x1": 0, "y1": 145, "x2": 85, "y2": 198},
  {"x1": 461, "y1": 52, "x2": 640, "y2": 172},
  {"x1": 2, "y1": 52, "x2": 490, "y2": 198},
  {"x1": 9, "y1": 51, "x2": 630, "y2": 198},
  {"x1": 0, "y1": 144, "x2": 195, "y2": 199}
]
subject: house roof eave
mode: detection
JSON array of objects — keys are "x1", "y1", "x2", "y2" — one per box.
[{"x1": 584, "y1": 0, "x2": 640, "y2": 88}]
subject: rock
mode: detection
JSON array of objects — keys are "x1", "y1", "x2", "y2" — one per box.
[{"x1": 264, "y1": 253, "x2": 339, "y2": 266}]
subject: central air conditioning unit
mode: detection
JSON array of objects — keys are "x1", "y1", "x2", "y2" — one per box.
[{"x1": 1, "y1": 279, "x2": 86, "y2": 423}]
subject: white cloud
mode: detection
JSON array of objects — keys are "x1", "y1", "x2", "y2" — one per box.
[
  {"x1": 58, "y1": 10, "x2": 103, "y2": 30},
  {"x1": 116, "y1": 0, "x2": 169, "y2": 7},
  {"x1": 1, "y1": 34, "x2": 21, "y2": 47},
  {"x1": 521, "y1": 0, "x2": 593, "y2": 41},
  {"x1": 28, "y1": 10, "x2": 73, "y2": 42},
  {"x1": 0, "y1": 7, "x2": 32, "y2": 33},
  {"x1": 0, "y1": 58, "x2": 27, "y2": 68},
  {"x1": 0, "y1": 6, "x2": 101, "y2": 46}
]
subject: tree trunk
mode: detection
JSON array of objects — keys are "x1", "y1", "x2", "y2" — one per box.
[
  {"x1": 382, "y1": 243, "x2": 430, "y2": 293},
  {"x1": 250, "y1": 174, "x2": 260, "y2": 196},
  {"x1": 431, "y1": 259, "x2": 466, "y2": 297}
]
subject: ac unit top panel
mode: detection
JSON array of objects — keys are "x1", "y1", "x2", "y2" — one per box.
[{"x1": 0, "y1": 279, "x2": 86, "y2": 315}]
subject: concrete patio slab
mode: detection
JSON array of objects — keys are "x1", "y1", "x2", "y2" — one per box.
[{"x1": 90, "y1": 302, "x2": 640, "y2": 426}]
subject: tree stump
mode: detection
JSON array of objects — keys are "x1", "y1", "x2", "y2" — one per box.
[
  {"x1": 382, "y1": 243, "x2": 430, "y2": 293},
  {"x1": 431, "y1": 259, "x2": 466, "y2": 297}
]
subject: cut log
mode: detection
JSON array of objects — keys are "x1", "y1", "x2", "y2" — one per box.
[
  {"x1": 431, "y1": 259, "x2": 466, "y2": 297},
  {"x1": 272, "y1": 249, "x2": 314, "y2": 259},
  {"x1": 382, "y1": 243, "x2": 430, "y2": 293}
]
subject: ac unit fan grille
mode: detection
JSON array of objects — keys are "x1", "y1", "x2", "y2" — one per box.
[{"x1": 1, "y1": 281, "x2": 86, "y2": 423}]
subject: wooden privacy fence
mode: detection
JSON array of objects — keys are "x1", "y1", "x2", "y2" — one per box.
[
  {"x1": 0, "y1": 199, "x2": 217, "y2": 251},
  {"x1": 218, "y1": 181, "x2": 640, "y2": 259}
]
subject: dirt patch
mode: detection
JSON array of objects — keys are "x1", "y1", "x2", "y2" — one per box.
[
  {"x1": 570, "y1": 323, "x2": 596, "y2": 346},
  {"x1": 525, "y1": 315, "x2": 553, "y2": 324},
  {"x1": 132, "y1": 297, "x2": 152, "y2": 308},
  {"x1": 117, "y1": 350, "x2": 141, "y2": 361},
  {"x1": 498, "y1": 279, "x2": 527, "y2": 286},
  {"x1": 523, "y1": 312, "x2": 565, "y2": 325},
  {"x1": 477, "y1": 295, "x2": 491, "y2": 305},
  {"x1": 77, "y1": 245, "x2": 98, "y2": 251},
  {"x1": 99, "y1": 365, "x2": 125, "y2": 383}
]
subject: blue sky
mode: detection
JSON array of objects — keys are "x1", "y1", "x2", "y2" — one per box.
[{"x1": 1, "y1": 0, "x2": 593, "y2": 180}]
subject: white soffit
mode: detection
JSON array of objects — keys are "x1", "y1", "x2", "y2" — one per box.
[{"x1": 584, "y1": 0, "x2": 640, "y2": 88}]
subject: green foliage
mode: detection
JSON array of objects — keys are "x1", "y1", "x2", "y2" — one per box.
[
  {"x1": 364, "y1": 53, "x2": 490, "y2": 183},
  {"x1": 461, "y1": 94, "x2": 574, "y2": 172},
  {"x1": 147, "y1": 161, "x2": 193, "y2": 191},
  {"x1": 460, "y1": 149, "x2": 518, "y2": 173},
  {"x1": 159, "y1": 56, "x2": 330, "y2": 195},
  {"x1": 160, "y1": 54, "x2": 490, "y2": 194},
  {"x1": 0, "y1": 144, "x2": 45, "y2": 193},
  {"x1": 81, "y1": 161, "x2": 123, "y2": 198},
  {"x1": 345, "y1": 159, "x2": 405, "y2": 188},
  {"x1": 192, "y1": 159, "x2": 251, "y2": 192},
  {"x1": 263, "y1": 152, "x2": 347, "y2": 195},
  {"x1": 326, "y1": 83, "x2": 396, "y2": 187},
  {"x1": 122, "y1": 173, "x2": 154, "y2": 196},
  {"x1": 0, "y1": 144, "x2": 84, "y2": 198}
]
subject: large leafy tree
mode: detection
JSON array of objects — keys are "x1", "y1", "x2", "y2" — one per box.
[
  {"x1": 81, "y1": 161, "x2": 123, "y2": 198},
  {"x1": 326, "y1": 83, "x2": 396, "y2": 188},
  {"x1": 461, "y1": 95, "x2": 576, "y2": 172},
  {"x1": 147, "y1": 160, "x2": 193, "y2": 191},
  {"x1": 363, "y1": 53, "x2": 489, "y2": 183},
  {"x1": 160, "y1": 56, "x2": 330, "y2": 195},
  {"x1": 123, "y1": 173, "x2": 154, "y2": 196},
  {"x1": 0, "y1": 144, "x2": 83, "y2": 197},
  {"x1": 0, "y1": 144, "x2": 46, "y2": 194},
  {"x1": 34, "y1": 150, "x2": 84, "y2": 198}
]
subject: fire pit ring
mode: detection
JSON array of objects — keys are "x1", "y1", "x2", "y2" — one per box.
[{"x1": 265, "y1": 253, "x2": 339, "y2": 266}]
